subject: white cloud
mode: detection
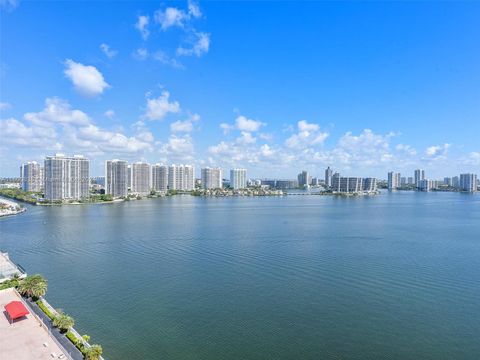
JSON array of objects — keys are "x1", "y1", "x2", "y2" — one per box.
[
  {"x1": 135, "y1": 15, "x2": 150, "y2": 40},
  {"x1": 100, "y1": 43, "x2": 118, "y2": 58},
  {"x1": 188, "y1": 0, "x2": 202, "y2": 18},
  {"x1": 134, "y1": 48, "x2": 149, "y2": 60},
  {"x1": 64, "y1": 59, "x2": 110, "y2": 97},
  {"x1": 104, "y1": 110, "x2": 115, "y2": 119},
  {"x1": 157, "y1": 135, "x2": 195, "y2": 162},
  {"x1": 144, "y1": 91, "x2": 181, "y2": 121},
  {"x1": 171, "y1": 120, "x2": 193, "y2": 133},
  {"x1": 285, "y1": 120, "x2": 329, "y2": 149},
  {"x1": 0, "y1": 117, "x2": 57, "y2": 147},
  {"x1": 24, "y1": 97, "x2": 90, "y2": 127},
  {"x1": 425, "y1": 143, "x2": 450, "y2": 158},
  {"x1": 396, "y1": 143, "x2": 417, "y2": 156},
  {"x1": 155, "y1": 7, "x2": 188, "y2": 30},
  {"x1": 177, "y1": 32, "x2": 210, "y2": 57},
  {"x1": 153, "y1": 51, "x2": 184, "y2": 68},
  {"x1": 235, "y1": 115, "x2": 264, "y2": 132},
  {"x1": 463, "y1": 152, "x2": 480, "y2": 166},
  {"x1": 0, "y1": 102, "x2": 11, "y2": 110}
]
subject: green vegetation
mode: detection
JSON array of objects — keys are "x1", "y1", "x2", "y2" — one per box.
[
  {"x1": 66, "y1": 330, "x2": 79, "y2": 345},
  {"x1": 0, "y1": 278, "x2": 20, "y2": 290},
  {"x1": 17, "y1": 274, "x2": 47, "y2": 299},
  {"x1": 84, "y1": 344, "x2": 103, "y2": 360},
  {"x1": 36, "y1": 299, "x2": 55, "y2": 320},
  {"x1": 0, "y1": 188, "x2": 38, "y2": 204},
  {"x1": 53, "y1": 312, "x2": 75, "y2": 333}
]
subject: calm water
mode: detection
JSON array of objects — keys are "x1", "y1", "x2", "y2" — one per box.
[{"x1": 1, "y1": 192, "x2": 479, "y2": 360}]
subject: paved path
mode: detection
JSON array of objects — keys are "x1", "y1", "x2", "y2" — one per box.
[{"x1": 24, "y1": 298, "x2": 85, "y2": 360}]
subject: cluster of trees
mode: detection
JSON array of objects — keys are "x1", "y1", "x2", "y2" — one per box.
[
  {"x1": 0, "y1": 188, "x2": 38, "y2": 204},
  {"x1": 14, "y1": 274, "x2": 103, "y2": 360}
]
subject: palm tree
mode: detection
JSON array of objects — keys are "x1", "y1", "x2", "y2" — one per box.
[
  {"x1": 84, "y1": 344, "x2": 103, "y2": 360},
  {"x1": 53, "y1": 312, "x2": 75, "y2": 333},
  {"x1": 17, "y1": 274, "x2": 48, "y2": 299}
]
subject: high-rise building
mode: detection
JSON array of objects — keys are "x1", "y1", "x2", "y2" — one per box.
[
  {"x1": 230, "y1": 168, "x2": 247, "y2": 190},
  {"x1": 362, "y1": 178, "x2": 377, "y2": 192},
  {"x1": 460, "y1": 173, "x2": 477, "y2": 192},
  {"x1": 444, "y1": 177, "x2": 453, "y2": 186},
  {"x1": 105, "y1": 160, "x2": 128, "y2": 198},
  {"x1": 452, "y1": 176, "x2": 460, "y2": 189},
  {"x1": 297, "y1": 170, "x2": 310, "y2": 188},
  {"x1": 400, "y1": 177, "x2": 407, "y2": 186},
  {"x1": 407, "y1": 177, "x2": 414, "y2": 185},
  {"x1": 152, "y1": 164, "x2": 169, "y2": 192},
  {"x1": 332, "y1": 176, "x2": 363, "y2": 193},
  {"x1": 324, "y1": 167, "x2": 333, "y2": 187},
  {"x1": 44, "y1": 154, "x2": 90, "y2": 201},
  {"x1": 168, "y1": 164, "x2": 195, "y2": 191},
  {"x1": 388, "y1": 172, "x2": 401, "y2": 191},
  {"x1": 414, "y1": 169, "x2": 425, "y2": 188},
  {"x1": 20, "y1": 161, "x2": 43, "y2": 192},
  {"x1": 418, "y1": 179, "x2": 433, "y2": 192},
  {"x1": 201, "y1": 167, "x2": 222, "y2": 189},
  {"x1": 127, "y1": 165, "x2": 132, "y2": 190},
  {"x1": 132, "y1": 162, "x2": 151, "y2": 195}
]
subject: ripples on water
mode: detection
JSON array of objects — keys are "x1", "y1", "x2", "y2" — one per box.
[{"x1": 1, "y1": 192, "x2": 479, "y2": 360}]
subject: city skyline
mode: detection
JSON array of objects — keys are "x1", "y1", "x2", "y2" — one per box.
[{"x1": 1, "y1": 1, "x2": 479, "y2": 178}]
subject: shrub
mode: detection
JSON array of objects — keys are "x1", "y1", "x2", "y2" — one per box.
[{"x1": 36, "y1": 299, "x2": 55, "y2": 320}]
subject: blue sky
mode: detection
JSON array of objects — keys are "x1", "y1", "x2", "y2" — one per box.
[{"x1": 1, "y1": 0, "x2": 479, "y2": 178}]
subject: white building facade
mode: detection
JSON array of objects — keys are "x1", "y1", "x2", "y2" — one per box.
[
  {"x1": 44, "y1": 154, "x2": 90, "y2": 201},
  {"x1": 20, "y1": 161, "x2": 43, "y2": 192},
  {"x1": 132, "y1": 162, "x2": 151, "y2": 195},
  {"x1": 230, "y1": 168, "x2": 247, "y2": 189},
  {"x1": 201, "y1": 167, "x2": 222, "y2": 189},
  {"x1": 105, "y1": 160, "x2": 128, "y2": 198}
]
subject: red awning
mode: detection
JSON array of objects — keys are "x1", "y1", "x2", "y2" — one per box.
[{"x1": 4, "y1": 301, "x2": 30, "y2": 320}]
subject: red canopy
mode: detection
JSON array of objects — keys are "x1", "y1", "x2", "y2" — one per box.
[{"x1": 4, "y1": 301, "x2": 29, "y2": 320}]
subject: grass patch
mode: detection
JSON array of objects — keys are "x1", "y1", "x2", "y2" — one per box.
[{"x1": 36, "y1": 299, "x2": 55, "y2": 320}]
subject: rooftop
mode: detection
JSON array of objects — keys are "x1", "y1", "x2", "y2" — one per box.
[{"x1": 0, "y1": 288, "x2": 67, "y2": 360}]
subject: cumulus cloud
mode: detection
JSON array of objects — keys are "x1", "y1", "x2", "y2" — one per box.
[
  {"x1": 155, "y1": 7, "x2": 188, "y2": 30},
  {"x1": 100, "y1": 43, "x2": 118, "y2": 58},
  {"x1": 157, "y1": 135, "x2": 195, "y2": 163},
  {"x1": 64, "y1": 59, "x2": 110, "y2": 97},
  {"x1": 0, "y1": 117, "x2": 58, "y2": 147},
  {"x1": 188, "y1": 0, "x2": 202, "y2": 18},
  {"x1": 177, "y1": 32, "x2": 210, "y2": 57},
  {"x1": 144, "y1": 91, "x2": 181, "y2": 121},
  {"x1": 221, "y1": 115, "x2": 265, "y2": 133},
  {"x1": 285, "y1": 120, "x2": 329, "y2": 149},
  {"x1": 425, "y1": 143, "x2": 450, "y2": 158},
  {"x1": 24, "y1": 97, "x2": 90, "y2": 127},
  {"x1": 135, "y1": 15, "x2": 150, "y2": 40}
]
